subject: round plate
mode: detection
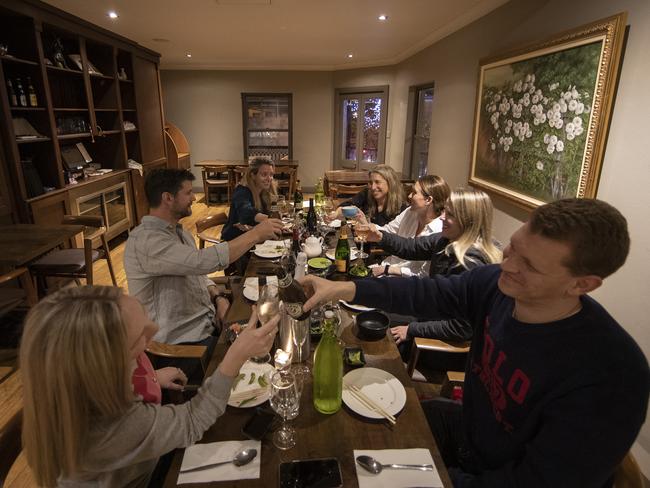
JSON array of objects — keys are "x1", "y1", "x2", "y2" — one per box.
[
  {"x1": 253, "y1": 247, "x2": 285, "y2": 259},
  {"x1": 242, "y1": 286, "x2": 258, "y2": 301},
  {"x1": 342, "y1": 367, "x2": 406, "y2": 419},
  {"x1": 339, "y1": 300, "x2": 375, "y2": 313},
  {"x1": 308, "y1": 257, "x2": 332, "y2": 269},
  {"x1": 227, "y1": 361, "x2": 274, "y2": 408},
  {"x1": 325, "y1": 249, "x2": 359, "y2": 261}
]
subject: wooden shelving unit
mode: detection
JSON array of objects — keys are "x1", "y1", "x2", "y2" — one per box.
[{"x1": 0, "y1": 0, "x2": 168, "y2": 225}]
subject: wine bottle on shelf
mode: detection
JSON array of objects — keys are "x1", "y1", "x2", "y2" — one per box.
[
  {"x1": 269, "y1": 196, "x2": 281, "y2": 219},
  {"x1": 277, "y1": 254, "x2": 310, "y2": 320},
  {"x1": 15, "y1": 78, "x2": 27, "y2": 107},
  {"x1": 293, "y1": 179, "x2": 303, "y2": 210},
  {"x1": 6, "y1": 79, "x2": 17, "y2": 106},
  {"x1": 306, "y1": 198, "x2": 317, "y2": 235},
  {"x1": 334, "y1": 225, "x2": 350, "y2": 273},
  {"x1": 27, "y1": 77, "x2": 37, "y2": 107}
]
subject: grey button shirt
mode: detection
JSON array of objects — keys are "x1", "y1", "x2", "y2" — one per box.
[{"x1": 124, "y1": 216, "x2": 230, "y2": 344}]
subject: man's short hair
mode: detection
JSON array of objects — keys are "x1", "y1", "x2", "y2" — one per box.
[
  {"x1": 529, "y1": 198, "x2": 629, "y2": 278},
  {"x1": 144, "y1": 169, "x2": 195, "y2": 208}
]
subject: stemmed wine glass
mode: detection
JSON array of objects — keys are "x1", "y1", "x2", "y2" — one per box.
[
  {"x1": 291, "y1": 318, "x2": 311, "y2": 376},
  {"x1": 269, "y1": 370, "x2": 300, "y2": 450},
  {"x1": 354, "y1": 222, "x2": 370, "y2": 259},
  {"x1": 254, "y1": 283, "x2": 279, "y2": 363}
]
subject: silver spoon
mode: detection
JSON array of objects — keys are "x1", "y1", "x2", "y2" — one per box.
[
  {"x1": 180, "y1": 448, "x2": 257, "y2": 474},
  {"x1": 356, "y1": 455, "x2": 433, "y2": 474}
]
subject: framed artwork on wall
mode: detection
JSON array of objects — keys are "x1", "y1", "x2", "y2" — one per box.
[{"x1": 468, "y1": 12, "x2": 627, "y2": 209}]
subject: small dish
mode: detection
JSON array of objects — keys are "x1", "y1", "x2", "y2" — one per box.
[
  {"x1": 344, "y1": 347, "x2": 366, "y2": 367},
  {"x1": 307, "y1": 257, "x2": 332, "y2": 269}
]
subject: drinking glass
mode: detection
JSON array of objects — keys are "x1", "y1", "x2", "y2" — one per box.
[
  {"x1": 291, "y1": 318, "x2": 311, "y2": 376},
  {"x1": 254, "y1": 284, "x2": 279, "y2": 363},
  {"x1": 354, "y1": 223, "x2": 370, "y2": 259},
  {"x1": 270, "y1": 370, "x2": 299, "y2": 450}
]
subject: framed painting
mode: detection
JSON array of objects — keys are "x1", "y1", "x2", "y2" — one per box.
[{"x1": 469, "y1": 13, "x2": 627, "y2": 209}]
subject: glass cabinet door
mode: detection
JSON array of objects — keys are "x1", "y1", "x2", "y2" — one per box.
[
  {"x1": 242, "y1": 93, "x2": 292, "y2": 161},
  {"x1": 104, "y1": 187, "x2": 127, "y2": 228}
]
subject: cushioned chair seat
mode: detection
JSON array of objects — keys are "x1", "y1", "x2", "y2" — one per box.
[
  {"x1": 31, "y1": 249, "x2": 100, "y2": 274},
  {"x1": 206, "y1": 178, "x2": 228, "y2": 184}
]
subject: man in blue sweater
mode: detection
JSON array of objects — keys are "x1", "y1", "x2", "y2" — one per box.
[{"x1": 301, "y1": 198, "x2": 649, "y2": 487}]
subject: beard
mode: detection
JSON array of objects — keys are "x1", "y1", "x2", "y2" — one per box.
[{"x1": 173, "y1": 203, "x2": 192, "y2": 219}]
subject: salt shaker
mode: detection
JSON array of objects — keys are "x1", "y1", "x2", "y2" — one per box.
[{"x1": 294, "y1": 251, "x2": 307, "y2": 280}]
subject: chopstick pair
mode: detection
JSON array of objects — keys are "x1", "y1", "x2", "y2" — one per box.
[{"x1": 345, "y1": 383, "x2": 396, "y2": 425}]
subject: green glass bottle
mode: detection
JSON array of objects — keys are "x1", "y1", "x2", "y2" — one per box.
[
  {"x1": 312, "y1": 311, "x2": 342, "y2": 414},
  {"x1": 314, "y1": 177, "x2": 324, "y2": 209},
  {"x1": 334, "y1": 226, "x2": 350, "y2": 273}
]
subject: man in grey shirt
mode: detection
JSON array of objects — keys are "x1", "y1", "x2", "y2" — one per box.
[{"x1": 124, "y1": 169, "x2": 282, "y2": 346}]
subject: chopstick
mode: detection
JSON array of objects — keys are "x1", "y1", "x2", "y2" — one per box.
[{"x1": 345, "y1": 383, "x2": 396, "y2": 425}]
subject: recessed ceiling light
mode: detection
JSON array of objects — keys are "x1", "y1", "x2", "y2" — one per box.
[
  {"x1": 347, "y1": 53, "x2": 353, "y2": 59},
  {"x1": 186, "y1": 53, "x2": 192, "y2": 58},
  {"x1": 378, "y1": 14, "x2": 388, "y2": 21},
  {"x1": 108, "y1": 11, "x2": 118, "y2": 19}
]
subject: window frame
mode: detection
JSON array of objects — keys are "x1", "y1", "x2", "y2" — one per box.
[{"x1": 403, "y1": 82, "x2": 435, "y2": 179}]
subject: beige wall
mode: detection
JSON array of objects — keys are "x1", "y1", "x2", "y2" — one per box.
[
  {"x1": 371, "y1": 0, "x2": 650, "y2": 469},
  {"x1": 161, "y1": 0, "x2": 650, "y2": 468},
  {"x1": 160, "y1": 70, "x2": 333, "y2": 187}
]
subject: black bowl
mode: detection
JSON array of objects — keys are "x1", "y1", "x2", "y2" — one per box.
[{"x1": 356, "y1": 310, "x2": 389, "y2": 341}]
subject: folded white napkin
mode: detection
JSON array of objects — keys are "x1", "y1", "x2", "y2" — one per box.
[
  {"x1": 177, "y1": 440, "x2": 261, "y2": 484},
  {"x1": 354, "y1": 448, "x2": 443, "y2": 488}
]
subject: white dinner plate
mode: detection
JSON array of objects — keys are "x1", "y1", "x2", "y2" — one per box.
[
  {"x1": 325, "y1": 249, "x2": 359, "y2": 261},
  {"x1": 227, "y1": 361, "x2": 274, "y2": 408},
  {"x1": 342, "y1": 367, "x2": 406, "y2": 419},
  {"x1": 339, "y1": 300, "x2": 375, "y2": 313},
  {"x1": 253, "y1": 239, "x2": 290, "y2": 259},
  {"x1": 242, "y1": 277, "x2": 278, "y2": 302}
]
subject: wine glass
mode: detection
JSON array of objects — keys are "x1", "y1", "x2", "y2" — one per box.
[
  {"x1": 269, "y1": 370, "x2": 300, "y2": 450},
  {"x1": 291, "y1": 318, "x2": 311, "y2": 376},
  {"x1": 354, "y1": 223, "x2": 370, "y2": 259},
  {"x1": 254, "y1": 284, "x2": 279, "y2": 363}
]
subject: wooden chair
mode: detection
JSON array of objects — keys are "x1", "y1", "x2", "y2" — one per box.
[
  {"x1": 406, "y1": 337, "x2": 470, "y2": 381},
  {"x1": 202, "y1": 167, "x2": 231, "y2": 205},
  {"x1": 230, "y1": 165, "x2": 248, "y2": 196},
  {"x1": 0, "y1": 268, "x2": 37, "y2": 317},
  {"x1": 0, "y1": 369, "x2": 23, "y2": 487},
  {"x1": 29, "y1": 215, "x2": 117, "y2": 295},
  {"x1": 328, "y1": 182, "x2": 367, "y2": 199},
  {"x1": 274, "y1": 166, "x2": 297, "y2": 197},
  {"x1": 196, "y1": 212, "x2": 228, "y2": 249}
]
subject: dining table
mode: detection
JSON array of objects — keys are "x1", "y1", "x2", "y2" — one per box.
[
  {"x1": 0, "y1": 223, "x2": 84, "y2": 267},
  {"x1": 163, "y1": 247, "x2": 453, "y2": 487},
  {"x1": 196, "y1": 159, "x2": 299, "y2": 169}
]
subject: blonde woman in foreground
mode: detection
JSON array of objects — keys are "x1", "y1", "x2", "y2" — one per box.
[{"x1": 20, "y1": 286, "x2": 278, "y2": 487}]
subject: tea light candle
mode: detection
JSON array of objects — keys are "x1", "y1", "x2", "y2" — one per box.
[{"x1": 274, "y1": 348, "x2": 292, "y2": 370}]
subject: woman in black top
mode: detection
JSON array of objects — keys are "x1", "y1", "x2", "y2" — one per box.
[
  {"x1": 337, "y1": 164, "x2": 407, "y2": 226},
  {"x1": 222, "y1": 158, "x2": 277, "y2": 242}
]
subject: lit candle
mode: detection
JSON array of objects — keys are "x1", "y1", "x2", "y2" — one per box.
[{"x1": 274, "y1": 349, "x2": 292, "y2": 370}]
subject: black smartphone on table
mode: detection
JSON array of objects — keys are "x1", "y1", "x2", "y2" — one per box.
[
  {"x1": 241, "y1": 406, "x2": 275, "y2": 440},
  {"x1": 279, "y1": 458, "x2": 343, "y2": 488}
]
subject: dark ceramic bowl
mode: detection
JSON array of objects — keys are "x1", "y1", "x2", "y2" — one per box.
[{"x1": 356, "y1": 310, "x2": 389, "y2": 341}]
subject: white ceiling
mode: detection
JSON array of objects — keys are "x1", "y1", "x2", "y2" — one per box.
[{"x1": 44, "y1": 0, "x2": 509, "y2": 70}]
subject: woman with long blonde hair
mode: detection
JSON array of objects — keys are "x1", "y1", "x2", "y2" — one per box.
[
  {"x1": 222, "y1": 157, "x2": 278, "y2": 241},
  {"x1": 337, "y1": 164, "x2": 407, "y2": 226},
  {"x1": 366, "y1": 188, "x2": 501, "y2": 350},
  {"x1": 20, "y1": 286, "x2": 278, "y2": 487}
]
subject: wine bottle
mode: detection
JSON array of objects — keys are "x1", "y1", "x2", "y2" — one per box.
[
  {"x1": 306, "y1": 198, "x2": 317, "y2": 234},
  {"x1": 16, "y1": 78, "x2": 27, "y2": 107},
  {"x1": 6, "y1": 79, "x2": 17, "y2": 106},
  {"x1": 27, "y1": 77, "x2": 37, "y2": 107},
  {"x1": 334, "y1": 225, "x2": 350, "y2": 273},
  {"x1": 313, "y1": 311, "x2": 342, "y2": 414},
  {"x1": 277, "y1": 255, "x2": 310, "y2": 320},
  {"x1": 293, "y1": 179, "x2": 303, "y2": 210},
  {"x1": 291, "y1": 217, "x2": 301, "y2": 257},
  {"x1": 269, "y1": 196, "x2": 281, "y2": 219}
]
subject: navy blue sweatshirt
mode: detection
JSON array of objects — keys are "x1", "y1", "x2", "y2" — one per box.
[
  {"x1": 354, "y1": 265, "x2": 649, "y2": 487},
  {"x1": 221, "y1": 185, "x2": 267, "y2": 241}
]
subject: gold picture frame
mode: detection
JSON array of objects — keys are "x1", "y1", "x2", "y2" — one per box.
[{"x1": 468, "y1": 12, "x2": 627, "y2": 209}]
